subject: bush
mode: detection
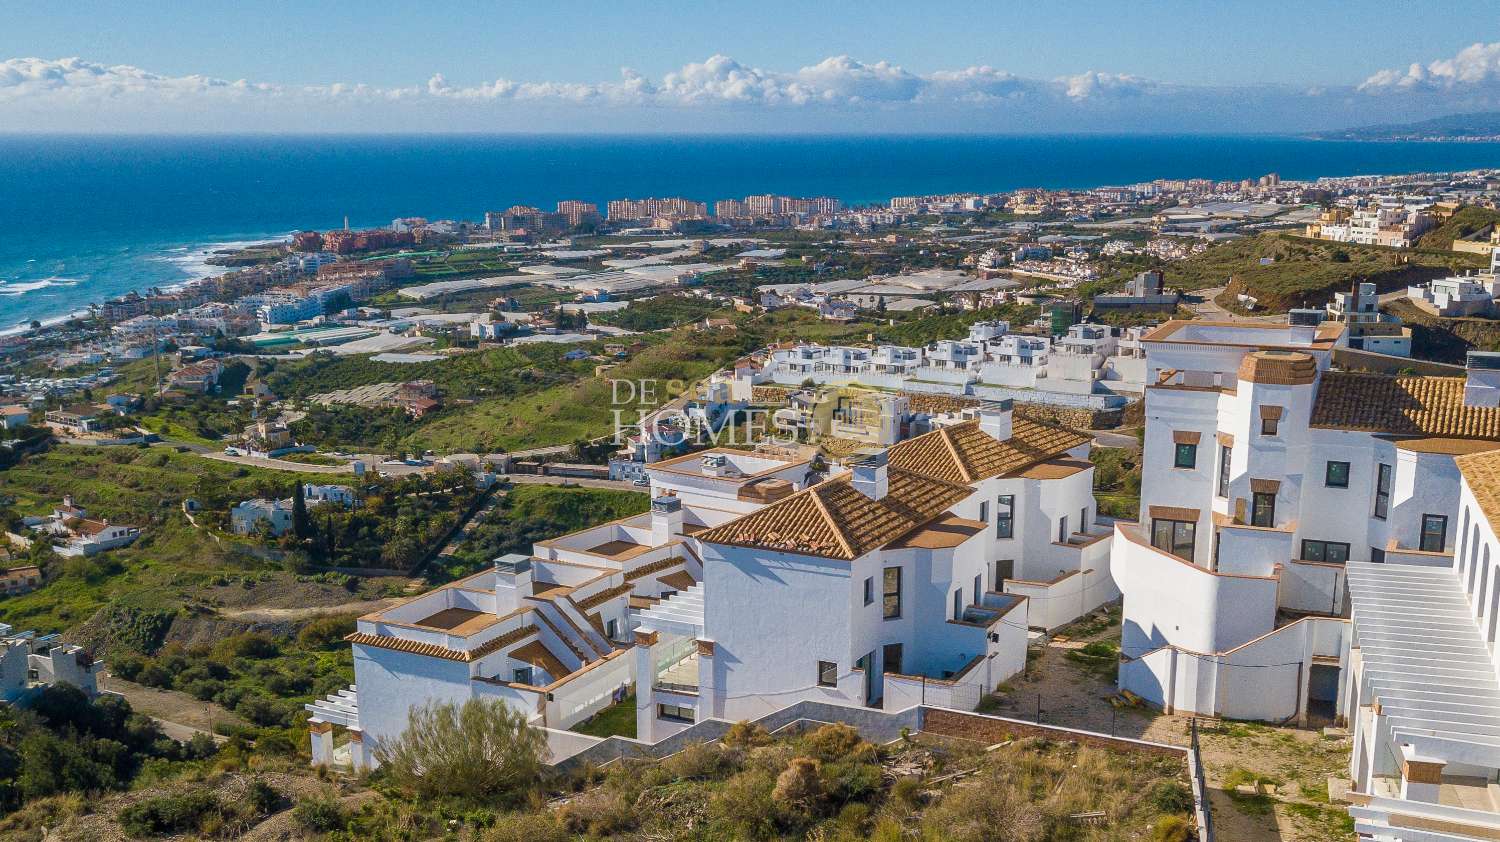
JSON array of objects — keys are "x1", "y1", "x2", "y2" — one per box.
[
  {"x1": 891, "y1": 774, "x2": 925, "y2": 808},
  {"x1": 771, "y1": 757, "x2": 823, "y2": 810},
  {"x1": 213, "y1": 632, "x2": 280, "y2": 661},
  {"x1": 799, "y1": 723, "x2": 862, "y2": 762},
  {"x1": 557, "y1": 787, "x2": 636, "y2": 836},
  {"x1": 721, "y1": 720, "x2": 771, "y2": 749},
  {"x1": 376, "y1": 698, "x2": 547, "y2": 803},
  {"x1": 246, "y1": 778, "x2": 283, "y2": 815},
  {"x1": 118, "y1": 790, "x2": 221, "y2": 837},
  {"x1": 920, "y1": 775, "x2": 1045, "y2": 842},
  {"x1": 292, "y1": 795, "x2": 347, "y2": 833},
  {"x1": 1149, "y1": 780, "x2": 1194, "y2": 814},
  {"x1": 1152, "y1": 814, "x2": 1192, "y2": 842},
  {"x1": 296, "y1": 615, "x2": 356, "y2": 649},
  {"x1": 708, "y1": 769, "x2": 777, "y2": 839},
  {"x1": 485, "y1": 811, "x2": 570, "y2": 842}
]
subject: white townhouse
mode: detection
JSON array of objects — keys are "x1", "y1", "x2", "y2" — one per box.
[
  {"x1": 632, "y1": 404, "x2": 1115, "y2": 741},
  {"x1": 306, "y1": 446, "x2": 817, "y2": 770},
  {"x1": 1114, "y1": 317, "x2": 1500, "y2": 727},
  {"x1": 1336, "y1": 446, "x2": 1500, "y2": 839}
]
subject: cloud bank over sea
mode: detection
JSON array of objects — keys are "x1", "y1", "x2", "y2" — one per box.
[{"x1": 6, "y1": 44, "x2": 1500, "y2": 133}]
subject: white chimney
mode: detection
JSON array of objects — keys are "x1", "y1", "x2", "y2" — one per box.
[
  {"x1": 850, "y1": 452, "x2": 889, "y2": 501},
  {"x1": 1466, "y1": 352, "x2": 1500, "y2": 407},
  {"x1": 492, "y1": 554, "x2": 533, "y2": 614},
  {"x1": 977, "y1": 400, "x2": 1013, "y2": 442},
  {"x1": 650, "y1": 495, "x2": 683, "y2": 544}
]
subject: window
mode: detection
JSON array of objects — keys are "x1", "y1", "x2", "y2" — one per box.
[
  {"x1": 1420, "y1": 514, "x2": 1448, "y2": 553},
  {"x1": 513, "y1": 667, "x2": 534, "y2": 685},
  {"x1": 1058, "y1": 515, "x2": 1068, "y2": 543},
  {"x1": 1261, "y1": 417, "x2": 1279, "y2": 436},
  {"x1": 1301, "y1": 540, "x2": 1351, "y2": 563},
  {"x1": 1252, "y1": 491, "x2": 1276, "y2": 528},
  {"x1": 1173, "y1": 442, "x2": 1197, "y2": 469},
  {"x1": 1216, "y1": 445, "x2": 1232, "y2": 498},
  {"x1": 1080, "y1": 506, "x2": 1089, "y2": 533},
  {"x1": 1373, "y1": 463, "x2": 1392, "y2": 520},
  {"x1": 863, "y1": 577, "x2": 873, "y2": 606},
  {"x1": 1325, "y1": 461, "x2": 1350, "y2": 488},
  {"x1": 882, "y1": 567, "x2": 902, "y2": 619},
  {"x1": 995, "y1": 495, "x2": 1014, "y2": 539},
  {"x1": 882, "y1": 643, "x2": 903, "y2": 676},
  {"x1": 658, "y1": 703, "x2": 694, "y2": 723},
  {"x1": 1151, "y1": 518, "x2": 1195, "y2": 560},
  {"x1": 953, "y1": 589, "x2": 963, "y2": 621},
  {"x1": 974, "y1": 573, "x2": 983, "y2": 602},
  {"x1": 817, "y1": 660, "x2": 838, "y2": 687},
  {"x1": 606, "y1": 619, "x2": 618, "y2": 640},
  {"x1": 978, "y1": 500, "x2": 989, "y2": 523}
]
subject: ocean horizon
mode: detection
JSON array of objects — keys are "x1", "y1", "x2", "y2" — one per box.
[{"x1": 4, "y1": 132, "x2": 1500, "y2": 328}]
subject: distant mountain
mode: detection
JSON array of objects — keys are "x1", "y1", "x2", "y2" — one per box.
[{"x1": 1315, "y1": 112, "x2": 1500, "y2": 141}]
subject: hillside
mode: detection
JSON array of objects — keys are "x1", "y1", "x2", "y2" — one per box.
[
  {"x1": 1418, "y1": 205, "x2": 1500, "y2": 251},
  {"x1": 1154, "y1": 232, "x2": 1481, "y2": 312},
  {"x1": 1314, "y1": 111, "x2": 1500, "y2": 141}
]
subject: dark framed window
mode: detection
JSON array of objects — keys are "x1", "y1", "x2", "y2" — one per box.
[
  {"x1": 978, "y1": 500, "x2": 989, "y2": 522},
  {"x1": 993, "y1": 558, "x2": 1014, "y2": 584},
  {"x1": 605, "y1": 619, "x2": 618, "y2": 639},
  {"x1": 1217, "y1": 445, "x2": 1232, "y2": 497},
  {"x1": 1374, "y1": 463, "x2": 1392, "y2": 520},
  {"x1": 1151, "y1": 518, "x2": 1195, "y2": 560},
  {"x1": 817, "y1": 660, "x2": 838, "y2": 687},
  {"x1": 659, "y1": 703, "x2": 694, "y2": 723},
  {"x1": 1261, "y1": 417, "x2": 1279, "y2": 436},
  {"x1": 1420, "y1": 514, "x2": 1448, "y2": 553},
  {"x1": 952, "y1": 589, "x2": 963, "y2": 621},
  {"x1": 974, "y1": 573, "x2": 982, "y2": 602},
  {"x1": 1252, "y1": 491, "x2": 1276, "y2": 528},
  {"x1": 1301, "y1": 540, "x2": 1351, "y2": 563},
  {"x1": 1174, "y1": 442, "x2": 1197, "y2": 469},
  {"x1": 513, "y1": 667, "x2": 533, "y2": 685},
  {"x1": 995, "y1": 495, "x2": 1014, "y2": 539},
  {"x1": 882, "y1": 567, "x2": 902, "y2": 619},
  {"x1": 1058, "y1": 515, "x2": 1069, "y2": 543},
  {"x1": 862, "y1": 576, "x2": 873, "y2": 606},
  {"x1": 1325, "y1": 461, "x2": 1350, "y2": 488}
]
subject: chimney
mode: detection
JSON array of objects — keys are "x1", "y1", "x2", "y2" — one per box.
[
  {"x1": 849, "y1": 451, "x2": 889, "y2": 501},
  {"x1": 1465, "y1": 351, "x2": 1500, "y2": 407},
  {"x1": 977, "y1": 399, "x2": 1014, "y2": 442},
  {"x1": 651, "y1": 495, "x2": 683, "y2": 545},
  {"x1": 492, "y1": 553, "x2": 533, "y2": 614}
]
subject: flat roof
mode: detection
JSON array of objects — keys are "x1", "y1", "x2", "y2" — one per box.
[
  {"x1": 414, "y1": 607, "x2": 500, "y2": 636},
  {"x1": 1142, "y1": 319, "x2": 1345, "y2": 350},
  {"x1": 887, "y1": 513, "x2": 987, "y2": 550}
]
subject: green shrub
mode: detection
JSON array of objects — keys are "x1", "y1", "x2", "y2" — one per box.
[
  {"x1": 118, "y1": 790, "x2": 221, "y2": 837},
  {"x1": 1149, "y1": 780, "x2": 1194, "y2": 814},
  {"x1": 376, "y1": 698, "x2": 547, "y2": 803},
  {"x1": 484, "y1": 810, "x2": 570, "y2": 842},
  {"x1": 296, "y1": 615, "x2": 356, "y2": 649},
  {"x1": 708, "y1": 769, "x2": 777, "y2": 839},
  {"x1": 799, "y1": 723, "x2": 862, "y2": 762},
  {"x1": 291, "y1": 795, "x2": 347, "y2": 833},
  {"x1": 246, "y1": 778, "x2": 283, "y2": 815},
  {"x1": 1152, "y1": 814, "x2": 1191, "y2": 842}
]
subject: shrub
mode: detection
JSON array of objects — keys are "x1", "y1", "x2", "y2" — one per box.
[
  {"x1": 246, "y1": 778, "x2": 283, "y2": 815},
  {"x1": 891, "y1": 775, "x2": 925, "y2": 808},
  {"x1": 708, "y1": 769, "x2": 777, "y2": 839},
  {"x1": 659, "y1": 742, "x2": 734, "y2": 781},
  {"x1": 292, "y1": 795, "x2": 347, "y2": 833},
  {"x1": 800, "y1": 723, "x2": 862, "y2": 762},
  {"x1": 920, "y1": 776, "x2": 1045, "y2": 842},
  {"x1": 376, "y1": 698, "x2": 547, "y2": 803},
  {"x1": 213, "y1": 632, "x2": 280, "y2": 661},
  {"x1": 118, "y1": 790, "x2": 221, "y2": 837},
  {"x1": 772, "y1": 757, "x2": 823, "y2": 817},
  {"x1": 823, "y1": 758, "x2": 882, "y2": 802},
  {"x1": 297, "y1": 615, "x2": 356, "y2": 649},
  {"x1": 1149, "y1": 780, "x2": 1194, "y2": 814},
  {"x1": 556, "y1": 787, "x2": 636, "y2": 836},
  {"x1": 1152, "y1": 815, "x2": 1192, "y2": 842},
  {"x1": 485, "y1": 811, "x2": 570, "y2": 842},
  {"x1": 721, "y1": 721, "x2": 771, "y2": 749}
]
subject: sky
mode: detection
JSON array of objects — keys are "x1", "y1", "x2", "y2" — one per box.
[{"x1": 4, "y1": 1, "x2": 1500, "y2": 133}]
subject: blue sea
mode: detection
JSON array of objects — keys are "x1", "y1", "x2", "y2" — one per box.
[{"x1": 3, "y1": 133, "x2": 1500, "y2": 329}]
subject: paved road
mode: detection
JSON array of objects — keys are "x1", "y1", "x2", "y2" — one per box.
[
  {"x1": 1092, "y1": 431, "x2": 1141, "y2": 452},
  {"x1": 1185, "y1": 286, "x2": 1286, "y2": 323},
  {"x1": 503, "y1": 473, "x2": 638, "y2": 491},
  {"x1": 198, "y1": 451, "x2": 355, "y2": 474}
]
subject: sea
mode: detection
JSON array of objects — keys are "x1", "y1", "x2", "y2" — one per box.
[{"x1": 3, "y1": 133, "x2": 1500, "y2": 330}]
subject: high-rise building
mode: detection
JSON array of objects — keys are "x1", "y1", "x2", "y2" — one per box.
[{"x1": 556, "y1": 200, "x2": 601, "y2": 227}]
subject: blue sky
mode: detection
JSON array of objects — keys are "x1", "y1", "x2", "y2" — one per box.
[{"x1": 3, "y1": 1, "x2": 1500, "y2": 133}]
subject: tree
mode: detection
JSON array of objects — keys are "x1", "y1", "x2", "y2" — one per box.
[
  {"x1": 375, "y1": 698, "x2": 547, "y2": 802},
  {"x1": 291, "y1": 482, "x2": 310, "y2": 540}
]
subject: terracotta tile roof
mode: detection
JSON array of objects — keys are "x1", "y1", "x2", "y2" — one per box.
[
  {"x1": 509, "y1": 640, "x2": 569, "y2": 681},
  {"x1": 886, "y1": 418, "x2": 1091, "y2": 484},
  {"x1": 575, "y1": 583, "x2": 631, "y2": 610},
  {"x1": 1458, "y1": 449, "x2": 1500, "y2": 537},
  {"x1": 697, "y1": 417, "x2": 1088, "y2": 561},
  {"x1": 345, "y1": 622, "x2": 537, "y2": 662},
  {"x1": 1238, "y1": 350, "x2": 1317, "y2": 385},
  {"x1": 1311, "y1": 372, "x2": 1500, "y2": 440}
]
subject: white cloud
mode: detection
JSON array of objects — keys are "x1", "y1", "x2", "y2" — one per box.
[
  {"x1": 1360, "y1": 41, "x2": 1500, "y2": 92},
  {"x1": 1059, "y1": 71, "x2": 1157, "y2": 100}
]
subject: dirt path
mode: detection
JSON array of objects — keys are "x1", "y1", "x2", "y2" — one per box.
[
  {"x1": 101, "y1": 675, "x2": 247, "y2": 735},
  {"x1": 216, "y1": 597, "x2": 399, "y2": 622}
]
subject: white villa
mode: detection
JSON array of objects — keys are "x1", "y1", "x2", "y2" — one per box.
[
  {"x1": 23, "y1": 497, "x2": 139, "y2": 557},
  {"x1": 310, "y1": 402, "x2": 1114, "y2": 768},
  {"x1": 0, "y1": 623, "x2": 101, "y2": 701},
  {"x1": 734, "y1": 320, "x2": 1149, "y2": 411}
]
